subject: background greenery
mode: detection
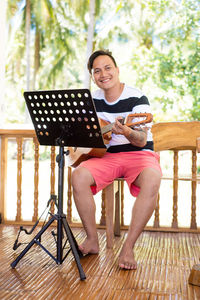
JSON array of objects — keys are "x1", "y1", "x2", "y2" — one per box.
[{"x1": 2, "y1": 0, "x2": 200, "y2": 124}]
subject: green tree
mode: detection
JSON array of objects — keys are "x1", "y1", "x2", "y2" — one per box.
[
  {"x1": 125, "y1": 0, "x2": 200, "y2": 121},
  {"x1": 0, "y1": 0, "x2": 8, "y2": 125},
  {"x1": 4, "y1": 0, "x2": 200, "y2": 124},
  {"x1": 5, "y1": 0, "x2": 78, "y2": 122}
]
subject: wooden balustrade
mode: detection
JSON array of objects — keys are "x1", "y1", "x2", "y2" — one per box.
[
  {"x1": 172, "y1": 150, "x2": 178, "y2": 228},
  {"x1": 151, "y1": 121, "x2": 200, "y2": 231},
  {"x1": 16, "y1": 137, "x2": 22, "y2": 222},
  {"x1": 0, "y1": 122, "x2": 200, "y2": 232},
  {"x1": 33, "y1": 137, "x2": 39, "y2": 221}
]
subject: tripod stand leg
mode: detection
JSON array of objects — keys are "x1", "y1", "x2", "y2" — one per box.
[
  {"x1": 57, "y1": 216, "x2": 63, "y2": 263},
  {"x1": 62, "y1": 218, "x2": 86, "y2": 280},
  {"x1": 11, "y1": 216, "x2": 55, "y2": 268}
]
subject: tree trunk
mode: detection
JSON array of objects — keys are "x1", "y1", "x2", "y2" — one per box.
[
  {"x1": 32, "y1": 25, "x2": 40, "y2": 90},
  {"x1": 83, "y1": 0, "x2": 96, "y2": 89},
  {"x1": 0, "y1": 0, "x2": 7, "y2": 125},
  {"x1": 25, "y1": 0, "x2": 31, "y2": 123}
]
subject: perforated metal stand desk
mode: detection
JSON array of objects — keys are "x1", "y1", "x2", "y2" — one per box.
[{"x1": 11, "y1": 89, "x2": 106, "y2": 280}]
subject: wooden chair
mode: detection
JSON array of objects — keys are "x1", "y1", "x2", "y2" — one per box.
[{"x1": 104, "y1": 121, "x2": 200, "y2": 248}]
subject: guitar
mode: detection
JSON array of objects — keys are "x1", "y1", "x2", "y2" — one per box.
[{"x1": 68, "y1": 113, "x2": 153, "y2": 167}]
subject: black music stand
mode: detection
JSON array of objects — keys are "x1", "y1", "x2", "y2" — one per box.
[{"x1": 10, "y1": 89, "x2": 106, "y2": 280}]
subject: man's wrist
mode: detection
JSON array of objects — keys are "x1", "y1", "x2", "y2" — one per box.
[
  {"x1": 124, "y1": 126, "x2": 135, "y2": 139},
  {"x1": 124, "y1": 126, "x2": 147, "y2": 147}
]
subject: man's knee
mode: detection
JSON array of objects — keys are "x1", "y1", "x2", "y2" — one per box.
[
  {"x1": 150, "y1": 178, "x2": 161, "y2": 197},
  {"x1": 72, "y1": 167, "x2": 94, "y2": 189},
  {"x1": 137, "y1": 168, "x2": 161, "y2": 196},
  {"x1": 72, "y1": 167, "x2": 85, "y2": 187}
]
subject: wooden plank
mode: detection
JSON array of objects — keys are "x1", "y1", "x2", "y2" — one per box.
[
  {"x1": 0, "y1": 226, "x2": 200, "y2": 299},
  {"x1": 0, "y1": 128, "x2": 35, "y2": 136},
  {"x1": 152, "y1": 121, "x2": 200, "y2": 151}
]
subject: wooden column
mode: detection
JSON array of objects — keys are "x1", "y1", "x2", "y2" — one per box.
[
  {"x1": 16, "y1": 137, "x2": 23, "y2": 222},
  {"x1": 190, "y1": 150, "x2": 197, "y2": 229},
  {"x1": 154, "y1": 153, "x2": 160, "y2": 228},
  {"x1": 32, "y1": 137, "x2": 39, "y2": 222},
  {"x1": 172, "y1": 150, "x2": 178, "y2": 228},
  {"x1": 0, "y1": 136, "x2": 7, "y2": 223}
]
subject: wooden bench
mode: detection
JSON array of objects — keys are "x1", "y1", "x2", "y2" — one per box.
[{"x1": 104, "y1": 121, "x2": 200, "y2": 248}]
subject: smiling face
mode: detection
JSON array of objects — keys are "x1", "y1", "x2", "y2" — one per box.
[{"x1": 92, "y1": 55, "x2": 120, "y2": 91}]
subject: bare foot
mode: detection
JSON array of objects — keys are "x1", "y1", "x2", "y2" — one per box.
[
  {"x1": 118, "y1": 244, "x2": 137, "y2": 270},
  {"x1": 79, "y1": 238, "x2": 99, "y2": 255}
]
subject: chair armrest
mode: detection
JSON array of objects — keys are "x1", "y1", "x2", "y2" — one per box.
[{"x1": 197, "y1": 137, "x2": 200, "y2": 153}]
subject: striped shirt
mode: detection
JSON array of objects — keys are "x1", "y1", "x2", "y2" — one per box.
[{"x1": 92, "y1": 84, "x2": 154, "y2": 152}]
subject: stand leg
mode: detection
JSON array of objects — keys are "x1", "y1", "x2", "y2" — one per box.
[
  {"x1": 62, "y1": 218, "x2": 86, "y2": 280},
  {"x1": 11, "y1": 216, "x2": 55, "y2": 268},
  {"x1": 57, "y1": 216, "x2": 63, "y2": 264},
  {"x1": 11, "y1": 146, "x2": 86, "y2": 280},
  {"x1": 11, "y1": 214, "x2": 86, "y2": 280}
]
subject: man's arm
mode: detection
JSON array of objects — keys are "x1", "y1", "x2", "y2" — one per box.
[
  {"x1": 112, "y1": 118, "x2": 148, "y2": 147},
  {"x1": 123, "y1": 126, "x2": 148, "y2": 147}
]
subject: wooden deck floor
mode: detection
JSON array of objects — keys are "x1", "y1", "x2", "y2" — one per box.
[{"x1": 0, "y1": 224, "x2": 200, "y2": 300}]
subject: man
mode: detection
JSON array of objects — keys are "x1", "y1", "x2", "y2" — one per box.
[{"x1": 72, "y1": 50, "x2": 162, "y2": 270}]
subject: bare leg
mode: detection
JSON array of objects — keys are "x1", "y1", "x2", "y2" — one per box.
[
  {"x1": 72, "y1": 166, "x2": 99, "y2": 255},
  {"x1": 119, "y1": 168, "x2": 161, "y2": 270}
]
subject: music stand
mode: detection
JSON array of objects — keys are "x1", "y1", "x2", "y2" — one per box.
[{"x1": 10, "y1": 89, "x2": 106, "y2": 280}]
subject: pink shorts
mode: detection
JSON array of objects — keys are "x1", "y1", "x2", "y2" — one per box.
[{"x1": 79, "y1": 151, "x2": 162, "y2": 197}]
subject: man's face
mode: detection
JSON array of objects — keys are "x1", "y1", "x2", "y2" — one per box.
[{"x1": 91, "y1": 55, "x2": 120, "y2": 91}]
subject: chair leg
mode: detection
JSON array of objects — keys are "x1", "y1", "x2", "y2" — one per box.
[
  {"x1": 105, "y1": 183, "x2": 114, "y2": 248},
  {"x1": 114, "y1": 182, "x2": 121, "y2": 236}
]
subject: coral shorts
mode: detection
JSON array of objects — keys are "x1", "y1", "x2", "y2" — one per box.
[{"x1": 79, "y1": 151, "x2": 162, "y2": 197}]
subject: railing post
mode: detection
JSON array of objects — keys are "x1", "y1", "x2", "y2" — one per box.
[
  {"x1": 172, "y1": 150, "x2": 178, "y2": 228},
  {"x1": 32, "y1": 137, "x2": 39, "y2": 222},
  {"x1": 191, "y1": 150, "x2": 197, "y2": 229},
  {"x1": 0, "y1": 136, "x2": 7, "y2": 223},
  {"x1": 16, "y1": 137, "x2": 23, "y2": 222},
  {"x1": 154, "y1": 153, "x2": 160, "y2": 228}
]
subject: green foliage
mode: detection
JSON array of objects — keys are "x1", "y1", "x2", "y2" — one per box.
[
  {"x1": 126, "y1": 0, "x2": 200, "y2": 120},
  {"x1": 4, "y1": 0, "x2": 200, "y2": 123}
]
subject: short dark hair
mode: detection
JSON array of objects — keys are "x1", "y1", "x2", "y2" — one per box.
[{"x1": 87, "y1": 49, "x2": 117, "y2": 74}]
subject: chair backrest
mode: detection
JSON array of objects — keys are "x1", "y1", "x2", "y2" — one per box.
[{"x1": 151, "y1": 121, "x2": 200, "y2": 152}]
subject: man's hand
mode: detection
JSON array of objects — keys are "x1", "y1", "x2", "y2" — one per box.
[
  {"x1": 112, "y1": 117, "x2": 148, "y2": 147},
  {"x1": 112, "y1": 117, "x2": 126, "y2": 135}
]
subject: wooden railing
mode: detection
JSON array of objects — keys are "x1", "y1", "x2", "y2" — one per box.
[{"x1": 0, "y1": 122, "x2": 200, "y2": 232}]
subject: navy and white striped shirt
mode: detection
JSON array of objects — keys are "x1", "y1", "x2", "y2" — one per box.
[{"x1": 92, "y1": 84, "x2": 154, "y2": 152}]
